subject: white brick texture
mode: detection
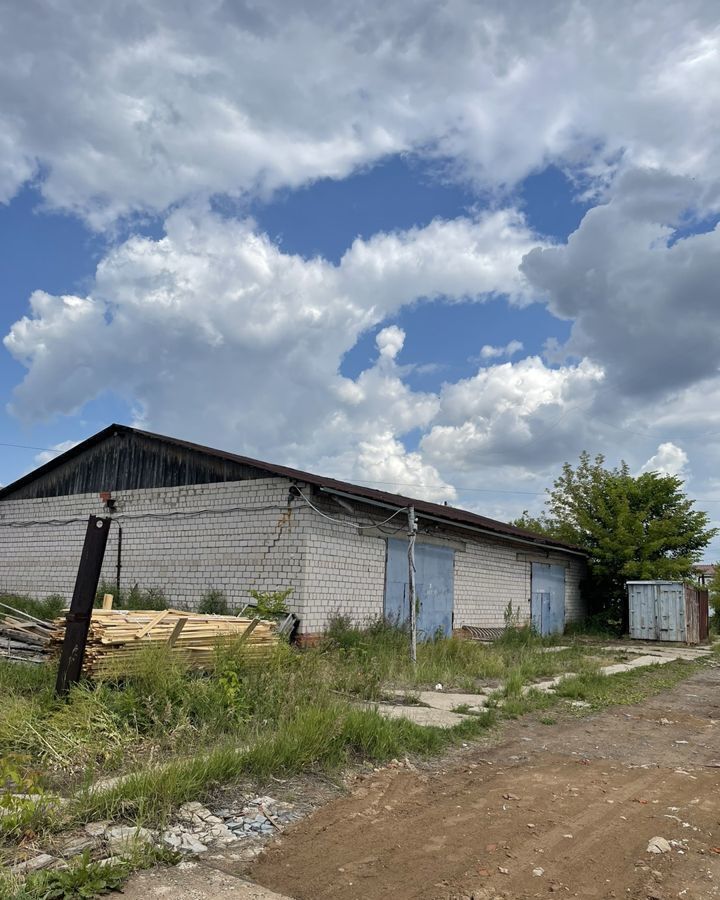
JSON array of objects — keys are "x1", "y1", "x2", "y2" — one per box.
[{"x1": 0, "y1": 478, "x2": 586, "y2": 632}]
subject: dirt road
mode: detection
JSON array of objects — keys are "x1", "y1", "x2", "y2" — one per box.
[{"x1": 251, "y1": 668, "x2": 720, "y2": 899}]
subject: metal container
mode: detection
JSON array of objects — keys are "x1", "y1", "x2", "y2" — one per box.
[{"x1": 627, "y1": 581, "x2": 709, "y2": 644}]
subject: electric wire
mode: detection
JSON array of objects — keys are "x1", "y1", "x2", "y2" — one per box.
[
  {"x1": 0, "y1": 502, "x2": 289, "y2": 528},
  {"x1": 293, "y1": 486, "x2": 395, "y2": 532}
]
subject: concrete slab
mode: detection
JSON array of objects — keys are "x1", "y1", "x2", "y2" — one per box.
[
  {"x1": 373, "y1": 643, "x2": 713, "y2": 726},
  {"x1": 120, "y1": 862, "x2": 293, "y2": 899},
  {"x1": 388, "y1": 690, "x2": 489, "y2": 711},
  {"x1": 601, "y1": 655, "x2": 672, "y2": 676},
  {"x1": 372, "y1": 703, "x2": 468, "y2": 728},
  {"x1": 525, "y1": 674, "x2": 572, "y2": 693},
  {"x1": 603, "y1": 644, "x2": 711, "y2": 660}
]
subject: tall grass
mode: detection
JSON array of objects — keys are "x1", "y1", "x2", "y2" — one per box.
[
  {"x1": 0, "y1": 618, "x2": 609, "y2": 792},
  {"x1": 322, "y1": 616, "x2": 603, "y2": 694},
  {"x1": 0, "y1": 592, "x2": 66, "y2": 621},
  {"x1": 73, "y1": 702, "x2": 495, "y2": 826}
]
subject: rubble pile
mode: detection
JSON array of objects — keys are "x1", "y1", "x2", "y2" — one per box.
[{"x1": 8, "y1": 794, "x2": 308, "y2": 877}]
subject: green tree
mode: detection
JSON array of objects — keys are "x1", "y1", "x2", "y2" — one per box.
[
  {"x1": 708, "y1": 565, "x2": 720, "y2": 621},
  {"x1": 513, "y1": 452, "x2": 717, "y2": 630}
]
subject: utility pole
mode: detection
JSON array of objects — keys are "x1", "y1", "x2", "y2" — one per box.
[
  {"x1": 55, "y1": 515, "x2": 111, "y2": 696},
  {"x1": 407, "y1": 506, "x2": 417, "y2": 665}
]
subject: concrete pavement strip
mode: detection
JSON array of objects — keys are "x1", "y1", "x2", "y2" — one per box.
[{"x1": 119, "y1": 861, "x2": 294, "y2": 899}]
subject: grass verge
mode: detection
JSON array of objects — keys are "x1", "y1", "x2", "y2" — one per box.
[{"x1": 71, "y1": 703, "x2": 495, "y2": 827}]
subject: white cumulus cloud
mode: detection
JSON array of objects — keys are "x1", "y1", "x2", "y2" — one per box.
[
  {"x1": 1, "y1": 2, "x2": 720, "y2": 224},
  {"x1": 640, "y1": 442, "x2": 689, "y2": 477},
  {"x1": 479, "y1": 340, "x2": 524, "y2": 360},
  {"x1": 4, "y1": 205, "x2": 539, "y2": 497}
]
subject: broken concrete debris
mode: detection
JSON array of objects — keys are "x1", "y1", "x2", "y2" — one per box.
[
  {"x1": 9, "y1": 795, "x2": 307, "y2": 880},
  {"x1": 646, "y1": 836, "x2": 672, "y2": 854},
  {"x1": 160, "y1": 796, "x2": 303, "y2": 852}
]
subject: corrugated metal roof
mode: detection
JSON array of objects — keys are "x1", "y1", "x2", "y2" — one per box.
[{"x1": 0, "y1": 423, "x2": 585, "y2": 555}]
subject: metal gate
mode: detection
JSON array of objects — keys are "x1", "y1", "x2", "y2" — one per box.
[
  {"x1": 384, "y1": 538, "x2": 454, "y2": 639},
  {"x1": 628, "y1": 581, "x2": 686, "y2": 642},
  {"x1": 531, "y1": 563, "x2": 566, "y2": 636}
]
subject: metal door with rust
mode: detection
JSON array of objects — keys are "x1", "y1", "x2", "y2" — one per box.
[
  {"x1": 384, "y1": 538, "x2": 454, "y2": 639},
  {"x1": 531, "y1": 562, "x2": 566, "y2": 635}
]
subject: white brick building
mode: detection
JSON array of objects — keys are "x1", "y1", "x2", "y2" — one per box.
[{"x1": 0, "y1": 425, "x2": 587, "y2": 637}]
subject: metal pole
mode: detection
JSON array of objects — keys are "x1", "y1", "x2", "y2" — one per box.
[
  {"x1": 407, "y1": 506, "x2": 417, "y2": 665},
  {"x1": 116, "y1": 524, "x2": 123, "y2": 596},
  {"x1": 55, "y1": 515, "x2": 111, "y2": 696}
]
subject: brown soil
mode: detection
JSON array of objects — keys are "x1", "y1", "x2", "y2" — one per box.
[{"x1": 250, "y1": 668, "x2": 720, "y2": 899}]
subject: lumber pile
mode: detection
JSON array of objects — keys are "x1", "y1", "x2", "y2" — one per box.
[
  {"x1": 50, "y1": 608, "x2": 280, "y2": 678},
  {"x1": 0, "y1": 603, "x2": 56, "y2": 664}
]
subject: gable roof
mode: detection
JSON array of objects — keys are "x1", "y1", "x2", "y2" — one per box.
[{"x1": 0, "y1": 423, "x2": 585, "y2": 555}]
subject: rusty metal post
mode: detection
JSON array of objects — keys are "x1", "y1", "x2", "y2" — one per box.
[{"x1": 55, "y1": 515, "x2": 111, "y2": 696}]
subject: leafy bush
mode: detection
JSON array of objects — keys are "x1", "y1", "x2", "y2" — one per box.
[
  {"x1": 248, "y1": 587, "x2": 292, "y2": 618},
  {"x1": 94, "y1": 580, "x2": 125, "y2": 608},
  {"x1": 138, "y1": 587, "x2": 168, "y2": 611},
  {"x1": 494, "y1": 623, "x2": 541, "y2": 648},
  {"x1": 565, "y1": 613, "x2": 622, "y2": 638},
  {"x1": 199, "y1": 589, "x2": 229, "y2": 615}
]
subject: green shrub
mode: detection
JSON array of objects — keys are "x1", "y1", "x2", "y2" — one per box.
[
  {"x1": 140, "y1": 587, "x2": 169, "y2": 611},
  {"x1": 564, "y1": 612, "x2": 623, "y2": 638},
  {"x1": 248, "y1": 587, "x2": 292, "y2": 617},
  {"x1": 709, "y1": 592, "x2": 720, "y2": 630},
  {"x1": 94, "y1": 580, "x2": 125, "y2": 608},
  {"x1": 199, "y1": 589, "x2": 229, "y2": 615},
  {"x1": 94, "y1": 583, "x2": 168, "y2": 611},
  {"x1": 0, "y1": 845, "x2": 178, "y2": 900}
]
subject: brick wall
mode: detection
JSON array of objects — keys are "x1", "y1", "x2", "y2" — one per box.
[
  {"x1": 301, "y1": 507, "x2": 388, "y2": 633},
  {"x1": 453, "y1": 538, "x2": 586, "y2": 628},
  {"x1": 0, "y1": 478, "x2": 586, "y2": 632},
  {"x1": 0, "y1": 479, "x2": 308, "y2": 619}
]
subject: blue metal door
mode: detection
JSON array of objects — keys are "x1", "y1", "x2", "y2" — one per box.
[
  {"x1": 657, "y1": 582, "x2": 685, "y2": 641},
  {"x1": 531, "y1": 563, "x2": 565, "y2": 635},
  {"x1": 384, "y1": 539, "x2": 454, "y2": 638}
]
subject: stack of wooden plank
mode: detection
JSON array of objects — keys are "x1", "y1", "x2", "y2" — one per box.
[
  {"x1": 0, "y1": 603, "x2": 56, "y2": 664},
  {"x1": 50, "y1": 608, "x2": 280, "y2": 678}
]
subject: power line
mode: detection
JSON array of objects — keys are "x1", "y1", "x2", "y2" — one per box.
[
  {"x1": 0, "y1": 502, "x2": 289, "y2": 528},
  {"x1": 0, "y1": 442, "x2": 61, "y2": 453},
  {"x1": 293, "y1": 486, "x2": 410, "y2": 531}
]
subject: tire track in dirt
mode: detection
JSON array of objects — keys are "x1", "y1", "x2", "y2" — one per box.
[{"x1": 250, "y1": 668, "x2": 720, "y2": 900}]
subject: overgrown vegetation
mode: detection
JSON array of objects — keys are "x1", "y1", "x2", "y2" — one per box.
[
  {"x1": 323, "y1": 615, "x2": 602, "y2": 695},
  {"x1": 0, "y1": 845, "x2": 178, "y2": 900},
  {"x1": 707, "y1": 566, "x2": 720, "y2": 628},
  {"x1": 94, "y1": 581, "x2": 168, "y2": 611},
  {"x1": 198, "y1": 588, "x2": 229, "y2": 615},
  {"x1": 0, "y1": 592, "x2": 66, "y2": 622},
  {"x1": 0, "y1": 616, "x2": 713, "y2": 897},
  {"x1": 247, "y1": 587, "x2": 292, "y2": 618}
]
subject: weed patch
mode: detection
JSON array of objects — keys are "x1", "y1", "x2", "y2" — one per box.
[
  {"x1": 0, "y1": 845, "x2": 178, "y2": 900},
  {"x1": 0, "y1": 593, "x2": 65, "y2": 622},
  {"x1": 555, "y1": 658, "x2": 703, "y2": 709}
]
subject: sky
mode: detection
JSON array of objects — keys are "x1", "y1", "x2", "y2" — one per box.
[{"x1": 1, "y1": 0, "x2": 720, "y2": 559}]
